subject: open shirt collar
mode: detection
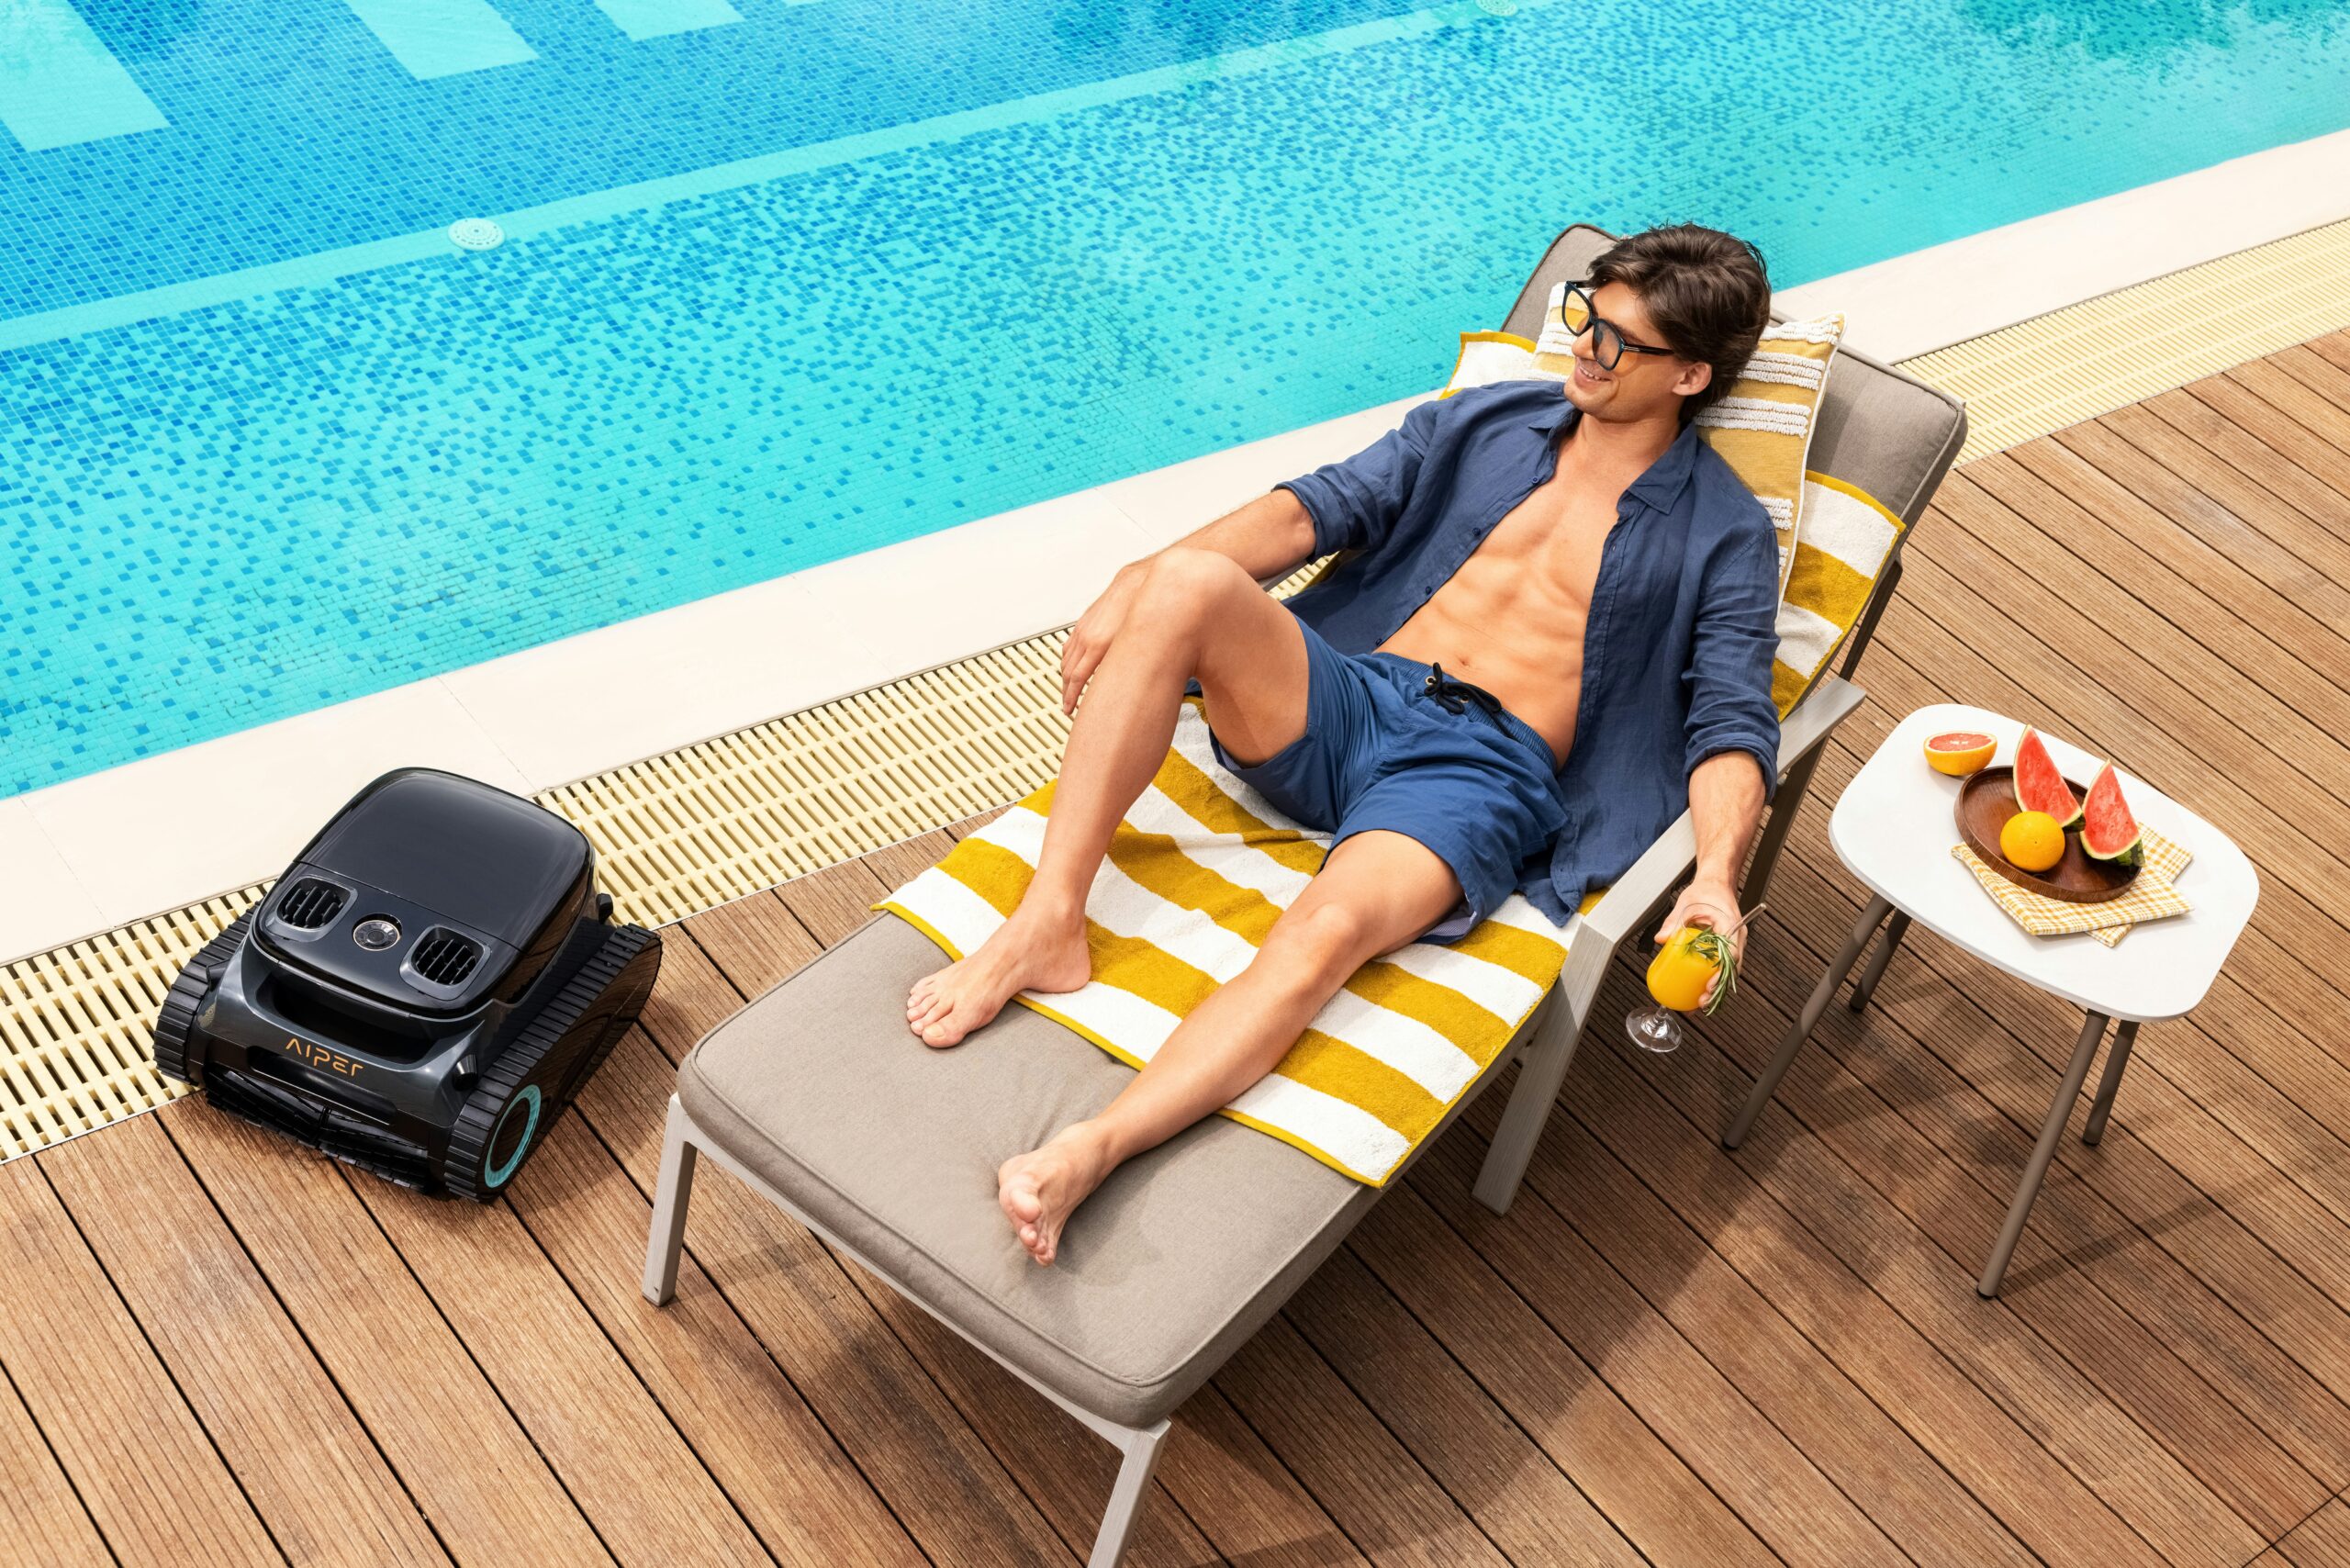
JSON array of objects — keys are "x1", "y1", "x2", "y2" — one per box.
[{"x1": 1525, "y1": 391, "x2": 1703, "y2": 513}]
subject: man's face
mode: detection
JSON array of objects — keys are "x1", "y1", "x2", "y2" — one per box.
[{"x1": 1561, "y1": 281, "x2": 1714, "y2": 425}]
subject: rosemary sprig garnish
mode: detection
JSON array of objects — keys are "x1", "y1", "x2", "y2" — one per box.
[{"x1": 1689, "y1": 902, "x2": 1766, "y2": 1016}]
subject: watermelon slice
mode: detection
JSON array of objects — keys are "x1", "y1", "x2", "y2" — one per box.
[
  {"x1": 2081, "y1": 763, "x2": 2144, "y2": 868},
  {"x1": 2012, "y1": 727, "x2": 2082, "y2": 827}
]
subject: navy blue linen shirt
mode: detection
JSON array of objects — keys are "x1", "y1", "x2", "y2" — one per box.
[{"x1": 1275, "y1": 378, "x2": 1782, "y2": 931}]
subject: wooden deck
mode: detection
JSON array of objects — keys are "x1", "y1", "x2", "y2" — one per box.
[{"x1": 10, "y1": 331, "x2": 2350, "y2": 1568}]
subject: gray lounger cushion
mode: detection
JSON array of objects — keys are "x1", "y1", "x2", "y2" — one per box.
[{"x1": 679, "y1": 913, "x2": 1382, "y2": 1428}]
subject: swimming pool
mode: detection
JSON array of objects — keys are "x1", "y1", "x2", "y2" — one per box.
[{"x1": 5, "y1": 0, "x2": 2347, "y2": 798}]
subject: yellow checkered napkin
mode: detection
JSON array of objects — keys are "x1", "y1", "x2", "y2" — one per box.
[{"x1": 1952, "y1": 829, "x2": 2192, "y2": 946}]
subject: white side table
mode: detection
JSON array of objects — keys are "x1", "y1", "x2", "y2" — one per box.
[{"x1": 1724, "y1": 704, "x2": 2259, "y2": 1297}]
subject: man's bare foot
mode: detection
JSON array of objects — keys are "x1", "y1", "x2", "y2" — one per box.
[
  {"x1": 998, "y1": 1123, "x2": 1113, "y2": 1265},
  {"x1": 906, "y1": 905, "x2": 1091, "y2": 1047}
]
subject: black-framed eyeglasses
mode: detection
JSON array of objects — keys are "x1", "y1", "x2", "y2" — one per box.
[{"x1": 1558, "y1": 283, "x2": 1678, "y2": 371}]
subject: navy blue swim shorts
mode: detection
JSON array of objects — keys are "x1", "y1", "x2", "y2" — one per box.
[{"x1": 1204, "y1": 612, "x2": 1570, "y2": 944}]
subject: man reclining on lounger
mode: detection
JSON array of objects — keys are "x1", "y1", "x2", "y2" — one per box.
[{"x1": 909, "y1": 225, "x2": 1784, "y2": 1264}]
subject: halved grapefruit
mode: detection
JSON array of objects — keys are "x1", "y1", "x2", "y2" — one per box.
[
  {"x1": 2012, "y1": 727, "x2": 2083, "y2": 827},
  {"x1": 2081, "y1": 763, "x2": 2143, "y2": 868},
  {"x1": 1923, "y1": 731, "x2": 1997, "y2": 777}
]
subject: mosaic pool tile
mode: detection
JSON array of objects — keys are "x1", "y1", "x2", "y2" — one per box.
[{"x1": 3, "y1": 0, "x2": 2349, "y2": 797}]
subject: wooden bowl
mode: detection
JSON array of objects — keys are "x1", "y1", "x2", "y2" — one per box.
[{"x1": 1956, "y1": 767, "x2": 2138, "y2": 904}]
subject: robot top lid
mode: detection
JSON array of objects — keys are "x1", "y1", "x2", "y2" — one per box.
[{"x1": 298, "y1": 770, "x2": 592, "y2": 948}]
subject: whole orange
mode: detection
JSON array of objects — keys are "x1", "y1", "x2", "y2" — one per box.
[{"x1": 1999, "y1": 810, "x2": 2066, "y2": 873}]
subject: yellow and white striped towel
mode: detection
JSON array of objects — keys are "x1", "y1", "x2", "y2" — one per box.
[{"x1": 873, "y1": 699, "x2": 1585, "y2": 1185}]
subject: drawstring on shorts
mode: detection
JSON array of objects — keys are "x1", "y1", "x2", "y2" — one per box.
[{"x1": 1422, "y1": 662, "x2": 1509, "y2": 729}]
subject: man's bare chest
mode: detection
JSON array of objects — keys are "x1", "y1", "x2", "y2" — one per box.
[{"x1": 1459, "y1": 468, "x2": 1617, "y2": 615}]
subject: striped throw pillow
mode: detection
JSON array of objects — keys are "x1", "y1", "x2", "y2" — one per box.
[
  {"x1": 1439, "y1": 330, "x2": 1557, "y2": 396},
  {"x1": 1772, "y1": 471, "x2": 1904, "y2": 714}
]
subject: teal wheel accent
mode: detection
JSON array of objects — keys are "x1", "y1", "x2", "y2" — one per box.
[{"x1": 484, "y1": 1084, "x2": 543, "y2": 1189}]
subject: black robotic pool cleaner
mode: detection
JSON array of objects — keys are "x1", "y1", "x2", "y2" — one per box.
[{"x1": 152, "y1": 768, "x2": 662, "y2": 1200}]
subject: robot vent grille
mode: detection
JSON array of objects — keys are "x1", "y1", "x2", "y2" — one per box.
[
  {"x1": 409, "y1": 929, "x2": 482, "y2": 988},
  {"x1": 278, "y1": 879, "x2": 347, "y2": 931}
]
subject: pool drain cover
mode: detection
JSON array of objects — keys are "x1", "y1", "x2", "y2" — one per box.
[{"x1": 449, "y1": 218, "x2": 505, "y2": 252}]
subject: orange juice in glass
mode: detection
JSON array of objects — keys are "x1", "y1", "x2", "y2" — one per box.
[{"x1": 1626, "y1": 916, "x2": 1748, "y2": 1055}]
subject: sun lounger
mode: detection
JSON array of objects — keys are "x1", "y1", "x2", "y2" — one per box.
[{"x1": 640, "y1": 224, "x2": 1968, "y2": 1567}]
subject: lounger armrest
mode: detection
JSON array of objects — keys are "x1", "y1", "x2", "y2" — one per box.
[
  {"x1": 1779, "y1": 674, "x2": 1866, "y2": 771},
  {"x1": 1578, "y1": 676, "x2": 1865, "y2": 948}
]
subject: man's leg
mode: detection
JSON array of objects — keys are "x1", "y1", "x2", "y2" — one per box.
[
  {"x1": 908, "y1": 548, "x2": 1315, "y2": 1047},
  {"x1": 998, "y1": 829, "x2": 1463, "y2": 1263}
]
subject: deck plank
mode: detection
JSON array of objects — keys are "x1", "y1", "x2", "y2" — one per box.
[
  {"x1": 1669, "y1": 879, "x2": 2322, "y2": 1540},
  {"x1": 1347, "y1": 1184, "x2": 1780, "y2": 1567},
  {"x1": 2136, "y1": 387, "x2": 2350, "y2": 536},
  {"x1": 2065, "y1": 411, "x2": 2350, "y2": 602},
  {"x1": 1214, "y1": 1316, "x2": 1514, "y2": 1566},
  {"x1": 2055, "y1": 408, "x2": 2350, "y2": 631},
  {"x1": 2275, "y1": 1497, "x2": 2350, "y2": 1568},
  {"x1": 1998, "y1": 435, "x2": 2350, "y2": 697},
  {"x1": 1493, "y1": 1033, "x2": 2171, "y2": 1568},
  {"x1": 2183, "y1": 374, "x2": 2350, "y2": 507},
  {"x1": 1398, "y1": 1158, "x2": 1904, "y2": 1565},
  {"x1": 1413, "y1": 1126, "x2": 2039, "y2": 1568},
  {"x1": 157, "y1": 1103, "x2": 617, "y2": 1568},
  {"x1": 347, "y1": 1170, "x2": 777, "y2": 1567},
  {"x1": 1596, "y1": 979, "x2": 2259, "y2": 1567},
  {"x1": 0, "y1": 1295, "x2": 132, "y2": 1567},
  {"x1": 1955, "y1": 455, "x2": 2350, "y2": 749},
  {"x1": 506, "y1": 1112, "x2": 927, "y2": 1567},
  {"x1": 1566, "y1": 1013, "x2": 2204, "y2": 1566},
  {"x1": 1912, "y1": 495, "x2": 2350, "y2": 879},
  {"x1": 0, "y1": 1154, "x2": 283, "y2": 1567},
  {"x1": 1767, "y1": 744, "x2": 2350, "y2": 1484},
  {"x1": 39, "y1": 1115, "x2": 449, "y2": 1568},
  {"x1": 1287, "y1": 1249, "x2": 1647, "y2": 1568},
  {"x1": 1797, "y1": 647, "x2": 2350, "y2": 1429}
]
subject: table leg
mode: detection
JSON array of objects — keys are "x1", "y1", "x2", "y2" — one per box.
[
  {"x1": 2080, "y1": 1021, "x2": 2140, "y2": 1148},
  {"x1": 1724, "y1": 893, "x2": 1893, "y2": 1150},
  {"x1": 1846, "y1": 911, "x2": 1912, "y2": 1015},
  {"x1": 1977, "y1": 1010, "x2": 2109, "y2": 1299}
]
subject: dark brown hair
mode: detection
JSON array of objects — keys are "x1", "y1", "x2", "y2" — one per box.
[{"x1": 1586, "y1": 225, "x2": 1772, "y2": 421}]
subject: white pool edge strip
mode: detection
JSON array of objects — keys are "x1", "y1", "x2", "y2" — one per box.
[
  {"x1": 1775, "y1": 126, "x2": 2350, "y2": 362},
  {"x1": 9, "y1": 148, "x2": 2350, "y2": 964}
]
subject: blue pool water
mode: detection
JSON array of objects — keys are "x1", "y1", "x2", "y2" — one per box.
[{"x1": 5, "y1": 0, "x2": 2348, "y2": 796}]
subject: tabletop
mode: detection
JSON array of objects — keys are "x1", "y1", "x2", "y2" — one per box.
[{"x1": 1829, "y1": 704, "x2": 2259, "y2": 1023}]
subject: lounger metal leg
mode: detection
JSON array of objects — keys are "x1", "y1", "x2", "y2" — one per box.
[
  {"x1": 2080, "y1": 1021, "x2": 2140, "y2": 1148},
  {"x1": 1724, "y1": 894, "x2": 1892, "y2": 1150},
  {"x1": 1847, "y1": 911, "x2": 1911, "y2": 1014},
  {"x1": 1740, "y1": 745, "x2": 1822, "y2": 910},
  {"x1": 642, "y1": 1094, "x2": 699, "y2": 1306},
  {"x1": 1978, "y1": 1011, "x2": 2109, "y2": 1299},
  {"x1": 1088, "y1": 1420, "x2": 1169, "y2": 1568},
  {"x1": 1476, "y1": 935, "x2": 1607, "y2": 1215}
]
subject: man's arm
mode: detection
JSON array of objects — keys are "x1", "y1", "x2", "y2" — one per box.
[
  {"x1": 1167, "y1": 487, "x2": 1321, "y2": 582},
  {"x1": 1654, "y1": 751, "x2": 1768, "y2": 1003},
  {"x1": 1654, "y1": 504, "x2": 1783, "y2": 1000}
]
